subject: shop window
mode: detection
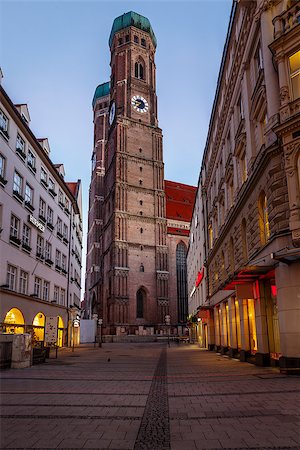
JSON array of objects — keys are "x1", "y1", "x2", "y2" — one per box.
[
  {"x1": 33, "y1": 312, "x2": 45, "y2": 342},
  {"x1": 258, "y1": 191, "x2": 270, "y2": 245},
  {"x1": 234, "y1": 299, "x2": 242, "y2": 349},
  {"x1": 225, "y1": 302, "x2": 231, "y2": 347},
  {"x1": 289, "y1": 50, "x2": 300, "y2": 100},
  {"x1": 4, "y1": 308, "x2": 24, "y2": 333},
  {"x1": 247, "y1": 299, "x2": 257, "y2": 352}
]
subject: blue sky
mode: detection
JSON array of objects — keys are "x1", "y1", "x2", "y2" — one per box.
[{"x1": 0, "y1": 0, "x2": 232, "y2": 295}]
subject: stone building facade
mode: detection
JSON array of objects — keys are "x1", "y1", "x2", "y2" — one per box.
[
  {"x1": 84, "y1": 12, "x2": 196, "y2": 335},
  {"x1": 188, "y1": 0, "x2": 300, "y2": 371},
  {"x1": 0, "y1": 79, "x2": 82, "y2": 347}
]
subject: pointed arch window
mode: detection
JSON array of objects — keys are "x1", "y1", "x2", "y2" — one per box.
[
  {"x1": 136, "y1": 288, "x2": 144, "y2": 318},
  {"x1": 135, "y1": 62, "x2": 144, "y2": 80},
  {"x1": 176, "y1": 242, "x2": 188, "y2": 323},
  {"x1": 258, "y1": 192, "x2": 270, "y2": 245}
]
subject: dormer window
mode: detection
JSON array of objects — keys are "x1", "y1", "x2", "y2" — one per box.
[{"x1": 135, "y1": 62, "x2": 144, "y2": 80}]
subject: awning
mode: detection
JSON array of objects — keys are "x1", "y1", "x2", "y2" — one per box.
[{"x1": 223, "y1": 266, "x2": 275, "y2": 291}]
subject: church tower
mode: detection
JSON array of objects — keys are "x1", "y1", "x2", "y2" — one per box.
[{"x1": 101, "y1": 12, "x2": 169, "y2": 334}]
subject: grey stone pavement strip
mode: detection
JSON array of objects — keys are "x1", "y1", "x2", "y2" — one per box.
[{"x1": 1, "y1": 343, "x2": 300, "y2": 450}]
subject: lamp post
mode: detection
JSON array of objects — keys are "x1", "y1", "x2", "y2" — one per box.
[
  {"x1": 165, "y1": 314, "x2": 170, "y2": 348},
  {"x1": 98, "y1": 318, "x2": 103, "y2": 348}
]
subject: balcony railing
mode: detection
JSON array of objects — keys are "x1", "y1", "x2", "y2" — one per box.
[{"x1": 273, "y1": 3, "x2": 300, "y2": 39}]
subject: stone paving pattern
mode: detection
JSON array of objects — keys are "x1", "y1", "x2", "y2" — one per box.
[{"x1": 0, "y1": 343, "x2": 300, "y2": 449}]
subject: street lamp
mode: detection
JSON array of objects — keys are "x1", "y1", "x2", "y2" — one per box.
[{"x1": 165, "y1": 314, "x2": 170, "y2": 348}]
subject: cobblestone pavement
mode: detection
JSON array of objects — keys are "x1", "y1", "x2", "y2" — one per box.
[{"x1": 1, "y1": 343, "x2": 300, "y2": 449}]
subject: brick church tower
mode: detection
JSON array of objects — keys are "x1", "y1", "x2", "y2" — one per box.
[{"x1": 85, "y1": 12, "x2": 170, "y2": 334}]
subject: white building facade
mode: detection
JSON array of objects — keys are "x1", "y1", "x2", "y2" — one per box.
[{"x1": 0, "y1": 82, "x2": 82, "y2": 347}]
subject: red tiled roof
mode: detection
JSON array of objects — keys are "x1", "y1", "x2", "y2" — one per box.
[
  {"x1": 66, "y1": 182, "x2": 78, "y2": 196},
  {"x1": 165, "y1": 180, "x2": 197, "y2": 222}
]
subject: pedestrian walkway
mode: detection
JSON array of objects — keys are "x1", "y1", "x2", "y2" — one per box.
[{"x1": 1, "y1": 343, "x2": 300, "y2": 449}]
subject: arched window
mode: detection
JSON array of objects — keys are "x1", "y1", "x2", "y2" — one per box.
[
  {"x1": 176, "y1": 242, "x2": 188, "y2": 323},
  {"x1": 139, "y1": 263, "x2": 144, "y2": 272},
  {"x1": 258, "y1": 191, "x2": 270, "y2": 245},
  {"x1": 136, "y1": 288, "x2": 145, "y2": 318},
  {"x1": 4, "y1": 308, "x2": 25, "y2": 334},
  {"x1": 241, "y1": 218, "x2": 248, "y2": 261},
  {"x1": 135, "y1": 62, "x2": 144, "y2": 80}
]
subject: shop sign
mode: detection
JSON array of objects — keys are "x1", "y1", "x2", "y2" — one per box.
[
  {"x1": 45, "y1": 316, "x2": 58, "y2": 344},
  {"x1": 28, "y1": 214, "x2": 45, "y2": 232}
]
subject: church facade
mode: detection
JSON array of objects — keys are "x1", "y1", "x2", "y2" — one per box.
[{"x1": 84, "y1": 12, "x2": 196, "y2": 335}]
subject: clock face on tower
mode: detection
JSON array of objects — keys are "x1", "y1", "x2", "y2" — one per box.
[
  {"x1": 131, "y1": 95, "x2": 149, "y2": 113},
  {"x1": 109, "y1": 101, "x2": 116, "y2": 125}
]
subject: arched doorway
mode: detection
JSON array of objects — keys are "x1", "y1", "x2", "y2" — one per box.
[
  {"x1": 136, "y1": 288, "x2": 145, "y2": 319},
  {"x1": 33, "y1": 312, "x2": 45, "y2": 343},
  {"x1": 176, "y1": 241, "x2": 188, "y2": 323},
  {"x1": 57, "y1": 316, "x2": 64, "y2": 347},
  {"x1": 3, "y1": 308, "x2": 25, "y2": 333}
]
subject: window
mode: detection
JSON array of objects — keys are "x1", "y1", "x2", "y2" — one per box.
[
  {"x1": 0, "y1": 154, "x2": 6, "y2": 179},
  {"x1": 63, "y1": 224, "x2": 68, "y2": 240},
  {"x1": 140, "y1": 228, "x2": 143, "y2": 234},
  {"x1": 237, "y1": 94, "x2": 244, "y2": 121},
  {"x1": 139, "y1": 179, "x2": 143, "y2": 185},
  {"x1": 134, "y1": 35, "x2": 139, "y2": 43},
  {"x1": 36, "y1": 235, "x2": 44, "y2": 258},
  {"x1": 141, "y1": 38, "x2": 146, "y2": 47},
  {"x1": 22, "y1": 223, "x2": 31, "y2": 247},
  {"x1": 254, "y1": 43, "x2": 263, "y2": 75},
  {"x1": 19, "y1": 270, "x2": 28, "y2": 295},
  {"x1": 57, "y1": 217, "x2": 62, "y2": 236},
  {"x1": 136, "y1": 288, "x2": 144, "y2": 318},
  {"x1": 125, "y1": 35, "x2": 129, "y2": 43},
  {"x1": 47, "y1": 206, "x2": 53, "y2": 225},
  {"x1": 34, "y1": 277, "x2": 42, "y2": 297},
  {"x1": 0, "y1": 109, "x2": 8, "y2": 136},
  {"x1": 16, "y1": 134, "x2": 26, "y2": 159},
  {"x1": 176, "y1": 242, "x2": 188, "y2": 323},
  {"x1": 40, "y1": 167, "x2": 48, "y2": 186},
  {"x1": 140, "y1": 263, "x2": 144, "y2": 272},
  {"x1": 25, "y1": 183, "x2": 33, "y2": 206},
  {"x1": 241, "y1": 218, "x2": 248, "y2": 261},
  {"x1": 10, "y1": 215, "x2": 20, "y2": 241},
  {"x1": 208, "y1": 224, "x2": 213, "y2": 249},
  {"x1": 42, "y1": 281, "x2": 49, "y2": 301},
  {"x1": 65, "y1": 198, "x2": 69, "y2": 212},
  {"x1": 55, "y1": 249, "x2": 61, "y2": 269},
  {"x1": 258, "y1": 192, "x2": 270, "y2": 245},
  {"x1": 7, "y1": 264, "x2": 17, "y2": 290},
  {"x1": 58, "y1": 190, "x2": 64, "y2": 206},
  {"x1": 54, "y1": 285, "x2": 59, "y2": 303},
  {"x1": 45, "y1": 241, "x2": 52, "y2": 261},
  {"x1": 49, "y1": 178, "x2": 55, "y2": 193},
  {"x1": 13, "y1": 171, "x2": 23, "y2": 197},
  {"x1": 60, "y1": 288, "x2": 66, "y2": 306},
  {"x1": 289, "y1": 50, "x2": 300, "y2": 100},
  {"x1": 62, "y1": 254, "x2": 67, "y2": 272},
  {"x1": 118, "y1": 37, "x2": 123, "y2": 45},
  {"x1": 27, "y1": 149, "x2": 36, "y2": 172},
  {"x1": 39, "y1": 197, "x2": 46, "y2": 221},
  {"x1": 140, "y1": 200, "x2": 143, "y2": 205},
  {"x1": 239, "y1": 153, "x2": 247, "y2": 184},
  {"x1": 135, "y1": 62, "x2": 144, "y2": 80}
]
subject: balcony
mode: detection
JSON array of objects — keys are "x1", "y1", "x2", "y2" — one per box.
[{"x1": 273, "y1": 3, "x2": 300, "y2": 40}]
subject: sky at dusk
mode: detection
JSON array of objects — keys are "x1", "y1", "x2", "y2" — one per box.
[{"x1": 0, "y1": 0, "x2": 232, "y2": 296}]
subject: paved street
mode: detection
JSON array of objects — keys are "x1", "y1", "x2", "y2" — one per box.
[{"x1": 1, "y1": 342, "x2": 300, "y2": 450}]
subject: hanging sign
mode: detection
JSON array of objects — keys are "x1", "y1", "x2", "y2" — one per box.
[{"x1": 195, "y1": 268, "x2": 204, "y2": 287}]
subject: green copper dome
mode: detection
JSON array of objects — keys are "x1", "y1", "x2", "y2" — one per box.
[
  {"x1": 109, "y1": 11, "x2": 157, "y2": 48},
  {"x1": 92, "y1": 82, "x2": 110, "y2": 108}
]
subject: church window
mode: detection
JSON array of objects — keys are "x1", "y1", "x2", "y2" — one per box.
[
  {"x1": 140, "y1": 166, "x2": 143, "y2": 172},
  {"x1": 139, "y1": 147, "x2": 142, "y2": 153},
  {"x1": 139, "y1": 263, "x2": 144, "y2": 272},
  {"x1": 140, "y1": 228, "x2": 143, "y2": 233},
  {"x1": 135, "y1": 62, "x2": 144, "y2": 80},
  {"x1": 289, "y1": 50, "x2": 300, "y2": 100},
  {"x1": 258, "y1": 191, "x2": 270, "y2": 245},
  {"x1": 140, "y1": 200, "x2": 143, "y2": 205},
  {"x1": 139, "y1": 179, "x2": 143, "y2": 185},
  {"x1": 176, "y1": 242, "x2": 188, "y2": 323},
  {"x1": 134, "y1": 35, "x2": 139, "y2": 44},
  {"x1": 141, "y1": 38, "x2": 146, "y2": 47},
  {"x1": 136, "y1": 288, "x2": 144, "y2": 318},
  {"x1": 140, "y1": 211, "x2": 143, "y2": 215}
]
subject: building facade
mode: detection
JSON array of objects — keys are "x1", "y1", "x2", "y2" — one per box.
[
  {"x1": 84, "y1": 12, "x2": 196, "y2": 336},
  {"x1": 0, "y1": 80, "x2": 83, "y2": 347},
  {"x1": 188, "y1": 0, "x2": 300, "y2": 371}
]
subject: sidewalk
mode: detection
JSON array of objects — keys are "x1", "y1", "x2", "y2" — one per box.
[{"x1": 1, "y1": 342, "x2": 300, "y2": 449}]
